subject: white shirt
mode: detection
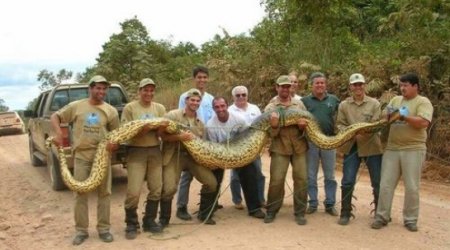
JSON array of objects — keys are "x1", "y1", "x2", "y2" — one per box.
[
  {"x1": 228, "y1": 103, "x2": 261, "y2": 126},
  {"x1": 206, "y1": 112, "x2": 247, "y2": 143}
]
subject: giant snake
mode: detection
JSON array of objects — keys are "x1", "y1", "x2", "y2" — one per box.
[{"x1": 46, "y1": 109, "x2": 399, "y2": 193}]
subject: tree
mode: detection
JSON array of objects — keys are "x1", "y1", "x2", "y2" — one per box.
[
  {"x1": 0, "y1": 98, "x2": 9, "y2": 112},
  {"x1": 37, "y1": 69, "x2": 73, "y2": 91}
]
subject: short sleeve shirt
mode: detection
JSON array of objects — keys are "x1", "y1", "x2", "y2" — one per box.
[
  {"x1": 206, "y1": 112, "x2": 247, "y2": 143},
  {"x1": 56, "y1": 99, "x2": 119, "y2": 161},
  {"x1": 121, "y1": 100, "x2": 166, "y2": 147},
  {"x1": 228, "y1": 103, "x2": 261, "y2": 126},
  {"x1": 301, "y1": 93, "x2": 340, "y2": 135}
]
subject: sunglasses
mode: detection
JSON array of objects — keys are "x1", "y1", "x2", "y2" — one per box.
[{"x1": 235, "y1": 93, "x2": 247, "y2": 98}]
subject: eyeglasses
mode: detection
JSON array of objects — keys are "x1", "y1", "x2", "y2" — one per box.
[
  {"x1": 291, "y1": 81, "x2": 298, "y2": 83},
  {"x1": 235, "y1": 93, "x2": 247, "y2": 98}
]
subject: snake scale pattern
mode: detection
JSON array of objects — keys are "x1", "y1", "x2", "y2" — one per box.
[{"x1": 46, "y1": 110, "x2": 398, "y2": 193}]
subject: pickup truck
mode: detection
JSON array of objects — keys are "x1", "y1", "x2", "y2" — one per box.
[{"x1": 25, "y1": 82, "x2": 129, "y2": 190}]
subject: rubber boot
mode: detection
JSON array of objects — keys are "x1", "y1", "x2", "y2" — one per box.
[
  {"x1": 124, "y1": 208, "x2": 139, "y2": 240},
  {"x1": 338, "y1": 186, "x2": 354, "y2": 226},
  {"x1": 176, "y1": 206, "x2": 192, "y2": 220},
  {"x1": 142, "y1": 200, "x2": 163, "y2": 233},
  {"x1": 197, "y1": 192, "x2": 217, "y2": 225},
  {"x1": 371, "y1": 189, "x2": 379, "y2": 216},
  {"x1": 159, "y1": 199, "x2": 172, "y2": 228}
]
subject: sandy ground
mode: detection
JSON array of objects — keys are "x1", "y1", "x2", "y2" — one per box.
[{"x1": 0, "y1": 134, "x2": 449, "y2": 250}]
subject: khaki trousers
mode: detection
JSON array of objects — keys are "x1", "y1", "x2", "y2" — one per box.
[
  {"x1": 161, "y1": 152, "x2": 217, "y2": 201},
  {"x1": 74, "y1": 157, "x2": 112, "y2": 235},
  {"x1": 124, "y1": 147, "x2": 163, "y2": 209},
  {"x1": 376, "y1": 149, "x2": 426, "y2": 224}
]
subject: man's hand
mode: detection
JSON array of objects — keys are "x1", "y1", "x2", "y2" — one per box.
[
  {"x1": 52, "y1": 132, "x2": 66, "y2": 147},
  {"x1": 178, "y1": 131, "x2": 195, "y2": 141},
  {"x1": 270, "y1": 112, "x2": 279, "y2": 128},
  {"x1": 106, "y1": 142, "x2": 119, "y2": 152},
  {"x1": 297, "y1": 118, "x2": 308, "y2": 129}
]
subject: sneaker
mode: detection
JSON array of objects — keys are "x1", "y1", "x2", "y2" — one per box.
[
  {"x1": 176, "y1": 206, "x2": 192, "y2": 221},
  {"x1": 405, "y1": 223, "x2": 418, "y2": 232},
  {"x1": 264, "y1": 213, "x2": 276, "y2": 223},
  {"x1": 72, "y1": 234, "x2": 88, "y2": 246},
  {"x1": 99, "y1": 232, "x2": 114, "y2": 243},
  {"x1": 295, "y1": 216, "x2": 307, "y2": 225},
  {"x1": 249, "y1": 209, "x2": 266, "y2": 219},
  {"x1": 325, "y1": 207, "x2": 339, "y2": 216},
  {"x1": 234, "y1": 202, "x2": 244, "y2": 210},
  {"x1": 306, "y1": 206, "x2": 317, "y2": 214},
  {"x1": 371, "y1": 219, "x2": 387, "y2": 229}
]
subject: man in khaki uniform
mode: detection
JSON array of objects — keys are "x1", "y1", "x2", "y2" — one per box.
[
  {"x1": 50, "y1": 75, "x2": 119, "y2": 245},
  {"x1": 160, "y1": 88, "x2": 218, "y2": 225},
  {"x1": 371, "y1": 73, "x2": 433, "y2": 232},
  {"x1": 121, "y1": 78, "x2": 166, "y2": 239},
  {"x1": 263, "y1": 75, "x2": 309, "y2": 225},
  {"x1": 336, "y1": 73, "x2": 383, "y2": 225}
]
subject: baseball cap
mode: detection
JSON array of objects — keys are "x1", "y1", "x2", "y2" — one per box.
[
  {"x1": 185, "y1": 88, "x2": 202, "y2": 99},
  {"x1": 276, "y1": 75, "x2": 292, "y2": 85},
  {"x1": 88, "y1": 75, "x2": 110, "y2": 86},
  {"x1": 139, "y1": 78, "x2": 156, "y2": 88},
  {"x1": 349, "y1": 73, "x2": 365, "y2": 85}
]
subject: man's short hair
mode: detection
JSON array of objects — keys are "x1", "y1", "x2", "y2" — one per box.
[
  {"x1": 212, "y1": 96, "x2": 228, "y2": 107},
  {"x1": 192, "y1": 65, "x2": 209, "y2": 78},
  {"x1": 231, "y1": 86, "x2": 248, "y2": 97},
  {"x1": 309, "y1": 72, "x2": 326, "y2": 84},
  {"x1": 399, "y1": 72, "x2": 420, "y2": 86}
]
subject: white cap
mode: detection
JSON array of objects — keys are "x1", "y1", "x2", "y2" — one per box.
[{"x1": 349, "y1": 73, "x2": 365, "y2": 85}]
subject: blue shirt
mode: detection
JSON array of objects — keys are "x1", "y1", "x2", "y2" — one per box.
[{"x1": 178, "y1": 91, "x2": 214, "y2": 124}]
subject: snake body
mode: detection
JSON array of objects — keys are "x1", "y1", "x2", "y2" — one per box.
[{"x1": 46, "y1": 110, "x2": 397, "y2": 193}]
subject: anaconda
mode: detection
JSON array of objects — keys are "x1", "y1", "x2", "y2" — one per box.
[{"x1": 46, "y1": 109, "x2": 399, "y2": 193}]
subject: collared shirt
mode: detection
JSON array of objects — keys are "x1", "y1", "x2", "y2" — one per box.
[
  {"x1": 178, "y1": 91, "x2": 214, "y2": 124},
  {"x1": 337, "y1": 95, "x2": 383, "y2": 156},
  {"x1": 386, "y1": 95, "x2": 433, "y2": 151},
  {"x1": 121, "y1": 100, "x2": 166, "y2": 147},
  {"x1": 56, "y1": 99, "x2": 119, "y2": 161},
  {"x1": 162, "y1": 109, "x2": 205, "y2": 165},
  {"x1": 264, "y1": 97, "x2": 308, "y2": 155},
  {"x1": 228, "y1": 103, "x2": 261, "y2": 126},
  {"x1": 301, "y1": 93, "x2": 340, "y2": 135}
]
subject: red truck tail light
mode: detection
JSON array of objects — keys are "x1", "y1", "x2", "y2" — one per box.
[{"x1": 60, "y1": 126, "x2": 71, "y2": 147}]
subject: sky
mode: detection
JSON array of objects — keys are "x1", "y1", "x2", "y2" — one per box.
[{"x1": 0, "y1": 0, "x2": 266, "y2": 110}]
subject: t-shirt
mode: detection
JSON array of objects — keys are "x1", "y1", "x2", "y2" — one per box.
[
  {"x1": 386, "y1": 95, "x2": 433, "y2": 150},
  {"x1": 56, "y1": 99, "x2": 119, "y2": 161},
  {"x1": 121, "y1": 100, "x2": 166, "y2": 147},
  {"x1": 301, "y1": 93, "x2": 340, "y2": 135},
  {"x1": 206, "y1": 112, "x2": 247, "y2": 143},
  {"x1": 178, "y1": 91, "x2": 214, "y2": 124},
  {"x1": 228, "y1": 103, "x2": 261, "y2": 126}
]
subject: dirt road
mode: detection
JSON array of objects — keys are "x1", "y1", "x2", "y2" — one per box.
[{"x1": 0, "y1": 134, "x2": 449, "y2": 250}]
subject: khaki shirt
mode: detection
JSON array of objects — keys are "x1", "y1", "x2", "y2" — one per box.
[
  {"x1": 337, "y1": 95, "x2": 383, "y2": 156},
  {"x1": 162, "y1": 109, "x2": 205, "y2": 165},
  {"x1": 56, "y1": 99, "x2": 119, "y2": 161},
  {"x1": 386, "y1": 95, "x2": 433, "y2": 150},
  {"x1": 121, "y1": 100, "x2": 166, "y2": 147},
  {"x1": 264, "y1": 97, "x2": 308, "y2": 155}
]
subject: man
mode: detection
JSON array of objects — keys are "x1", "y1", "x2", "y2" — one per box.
[
  {"x1": 121, "y1": 78, "x2": 166, "y2": 239},
  {"x1": 336, "y1": 73, "x2": 383, "y2": 225},
  {"x1": 371, "y1": 73, "x2": 433, "y2": 232},
  {"x1": 270, "y1": 73, "x2": 301, "y2": 102},
  {"x1": 160, "y1": 88, "x2": 218, "y2": 225},
  {"x1": 50, "y1": 75, "x2": 119, "y2": 245},
  {"x1": 207, "y1": 96, "x2": 265, "y2": 219},
  {"x1": 176, "y1": 66, "x2": 215, "y2": 220},
  {"x1": 228, "y1": 86, "x2": 266, "y2": 209},
  {"x1": 263, "y1": 75, "x2": 309, "y2": 225},
  {"x1": 301, "y1": 72, "x2": 340, "y2": 216}
]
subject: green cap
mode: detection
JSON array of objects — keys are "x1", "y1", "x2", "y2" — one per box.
[
  {"x1": 89, "y1": 75, "x2": 110, "y2": 86},
  {"x1": 185, "y1": 88, "x2": 202, "y2": 99},
  {"x1": 276, "y1": 75, "x2": 291, "y2": 85},
  {"x1": 139, "y1": 78, "x2": 155, "y2": 88}
]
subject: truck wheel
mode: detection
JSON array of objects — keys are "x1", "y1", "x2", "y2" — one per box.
[
  {"x1": 29, "y1": 135, "x2": 44, "y2": 166},
  {"x1": 47, "y1": 149, "x2": 67, "y2": 191}
]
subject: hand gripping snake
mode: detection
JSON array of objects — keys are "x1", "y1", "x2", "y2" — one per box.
[{"x1": 46, "y1": 109, "x2": 400, "y2": 193}]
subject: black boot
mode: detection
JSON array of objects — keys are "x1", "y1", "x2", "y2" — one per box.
[
  {"x1": 176, "y1": 206, "x2": 192, "y2": 220},
  {"x1": 338, "y1": 186, "x2": 355, "y2": 226},
  {"x1": 197, "y1": 192, "x2": 217, "y2": 225},
  {"x1": 371, "y1": 189, "x2": 379, "y2": 216},
  {"x1": 142, "y1": 200, "x2": 163, "y2": 233},
  {"x1": 159, "y1": 199, "x2": 172, "y2": 228},
  {"x1": 124, "y1": 208, "x2": 139, "y2": 240}
]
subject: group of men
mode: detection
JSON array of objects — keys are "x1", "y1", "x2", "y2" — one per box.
[{"x1": 50, "y1": 67, "x2": 433, "y2": 245}]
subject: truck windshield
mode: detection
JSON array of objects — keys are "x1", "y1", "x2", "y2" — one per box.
[{"x1": 50, "y1": 87, "x2": 127, "y2": 111}]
